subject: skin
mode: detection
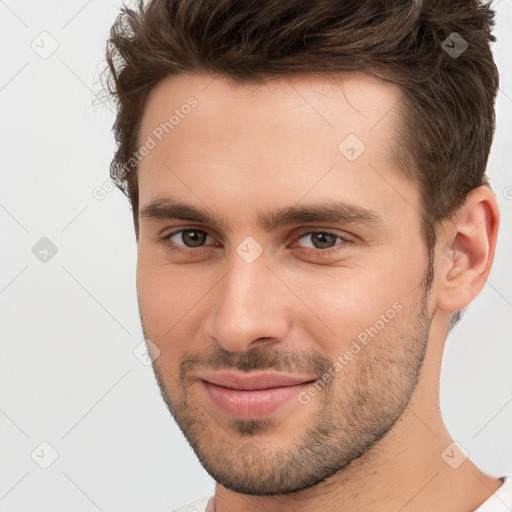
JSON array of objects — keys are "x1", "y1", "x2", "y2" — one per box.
[{"x1": 135, "y1": 71, "x2": 501, "y2": 512}]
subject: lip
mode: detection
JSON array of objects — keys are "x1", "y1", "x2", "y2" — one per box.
[
  {"x1": 199, "y1": 370, "x2": 315, "y2": 390},
  {"x1": 199, "y1": 371, "x2": 316, "y2": 419}
]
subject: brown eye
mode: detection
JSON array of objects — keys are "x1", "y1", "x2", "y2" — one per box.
[
  {"x1": 301, "y1": 232, "x2": 338, "y2": 249},
  {"x1": 292, "y1": 230, "x2": 354, "y2": 257},
  {"x1": 164, "y1": 229, "x2": 212, "y2": 248},
  {"x1": 296, "y1": 231, "x2": 346, "y2": 250}
]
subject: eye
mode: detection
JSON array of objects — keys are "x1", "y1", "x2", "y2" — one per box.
[
  {"x1": 292, "y1": 230, "x2": 353, "y2": 255},
  {"x1": 161, "y1": 228, "x2": 215, "y2": 251}
]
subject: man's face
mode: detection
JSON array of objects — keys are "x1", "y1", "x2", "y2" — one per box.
[{"x1": 136, "y1": 71, "x2": 434, "y2": 495}]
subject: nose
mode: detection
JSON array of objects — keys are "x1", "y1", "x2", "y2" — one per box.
[{"x1": 205, "y1": 253, "x2": 292, "y2": 353}]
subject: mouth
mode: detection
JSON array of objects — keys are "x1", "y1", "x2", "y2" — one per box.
[{"x1": 198, "y1": 371, "x2": 316, "y2": 419}]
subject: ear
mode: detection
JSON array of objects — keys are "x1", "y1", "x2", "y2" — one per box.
[{"x1": 436, "y1": 186, "x2": 500, "y2": 313}]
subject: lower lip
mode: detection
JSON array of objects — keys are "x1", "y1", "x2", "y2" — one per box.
[{"x1": 202, "y1": 381, "x2": 312, "y2": 419}]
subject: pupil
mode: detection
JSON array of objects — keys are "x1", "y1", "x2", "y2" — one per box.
[
  {"x1": 184, "y1": 230, "x2": 206, "y2": 247},
  {"x1": 313, "y1": 233, "x2": 335, "y2": 248}
]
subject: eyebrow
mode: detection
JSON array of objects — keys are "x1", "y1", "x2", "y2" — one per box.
[{"x1": 138, "y1": 197, "x2": 383, "y2": 233}]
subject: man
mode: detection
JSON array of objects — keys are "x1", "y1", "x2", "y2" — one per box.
[{"x1": 103, "y1": 0, "x2": 510, "y2": 510}]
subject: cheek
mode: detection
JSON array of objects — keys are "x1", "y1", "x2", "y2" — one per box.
[
  {"x1": 136, "y1": 251, "x2": 223, "y2": 362},
  {"x1": 298, "y1": 281, "x2": 389, "y2": 344},
  {"x1": 136, "y1": 254, "x2": 192, "y2": 351},
  {"x1": 287, "y1": 263, "x2": 416, "y2": 353}
]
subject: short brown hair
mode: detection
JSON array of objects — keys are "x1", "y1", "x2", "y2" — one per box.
[{"x1": 103, "y1": 0, "x2": 499, "y2": 323}]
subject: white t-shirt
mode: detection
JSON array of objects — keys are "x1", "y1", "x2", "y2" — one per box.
[{"x1": 171, "y1": 476, "x2": 512, "y2": 512}]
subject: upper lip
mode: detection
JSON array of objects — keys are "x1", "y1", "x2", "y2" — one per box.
[{"x1": 199, "y1": 371, "x2": 316, "y2": 391}]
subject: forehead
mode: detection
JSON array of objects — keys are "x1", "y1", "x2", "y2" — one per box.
[
  {"x1": 140, "y1": 70, "x2": 403, "y2": 144},
  {"x1": 136, "y1": 70, "x2": 417, "y2": 230}
]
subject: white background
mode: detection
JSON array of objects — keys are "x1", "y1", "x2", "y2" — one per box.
[{"x1": 0, "y1": 1, "x2": 511, "y2": 511}]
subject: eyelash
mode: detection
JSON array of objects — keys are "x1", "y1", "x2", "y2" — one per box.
[{"x1": 160, "y1": 228, "x2": 353, "y2": 257}]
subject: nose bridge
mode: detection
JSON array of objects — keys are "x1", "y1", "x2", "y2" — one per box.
[{"x1": 206, "y1": 250, "x2": 290, "y2": 351}]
